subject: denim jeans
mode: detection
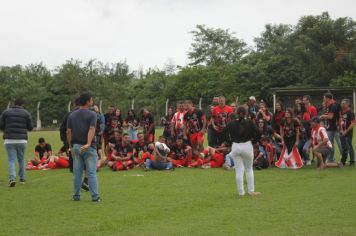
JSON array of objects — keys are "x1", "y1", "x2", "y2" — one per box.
[
  {"x1": 128, "y1": 128, "x2": 138, "y2": 141},
  {"x1": 340, "y1": 135, "x2": 355, "y2": 165},
  {"x1": 5, "y1": 143, "x2": 27, "y2": 181},
  {"x1": 145, "y1": 159, "x2": 173, "y2": 170},
  {"x1": 72, "y1": 144, "x2": 100, "y2": 201},
  {"x1": 298, "y1": 139, "x2": 310, "y2": 162},
  {"x1": 326, "y1": 131, "x2": 343, "y2": 161},
  {"x1": 224, "y1": 153, "x2": 235, "y2": 167}
]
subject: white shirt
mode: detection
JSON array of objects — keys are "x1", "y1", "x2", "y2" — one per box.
[{"x1": 4, "y1": 139, "x2": 27, "y2": 144}]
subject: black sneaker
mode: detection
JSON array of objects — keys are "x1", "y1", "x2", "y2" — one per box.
[
  {"x1": 92, "y1": 197, "x2": 101, "y2": 202},
  {"x1": 81, "y1": 181, "x2": 89, "y2": 191},
  {"x1": 20, "y1": 179, "x2": 26, "y2": 184},
  {"x1": 9, "y1": 180, "x2": 16, "y2": 187}
]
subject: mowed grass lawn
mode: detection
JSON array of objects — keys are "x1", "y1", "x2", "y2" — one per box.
[{"x1": 1, "y1": 129, "x2": 356, "y2": 236}]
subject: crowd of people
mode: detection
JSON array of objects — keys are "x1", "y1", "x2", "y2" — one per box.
[
  {"x1": 24, "y1": 93, "x2": 355, "y2": 175},
  {"x1": 2, "y1": 92, "x2": 355, "y2": 199}
]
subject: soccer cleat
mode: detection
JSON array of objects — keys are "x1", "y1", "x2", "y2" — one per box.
[
  {"x1": 9, "y1": 180, "x2": 16, "y2": 187},
  {"x1": 20, "y1": 179, "x2": 26, "y2": 184},
  {"x1": 92, "y1": 197, "x2": 101, "y2": 202}
]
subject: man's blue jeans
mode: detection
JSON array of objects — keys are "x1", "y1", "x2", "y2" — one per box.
[
  {"x1": 340, "y1": 135, "x2": 355, "y2": 165},
  {"x1": 5, "y1": 143, "x2": 26, "y2": 181},
  {"x1": 145, "y1": 159, "x2": 173, "y2": 170},
  {"x1": 72, "y1": 144, "x2": 100, "y2": 201},
  {"x1": 326, "y1": 131, "x2": 343, "y2": 161}
]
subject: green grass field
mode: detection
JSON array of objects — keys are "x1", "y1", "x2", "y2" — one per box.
[{"x1": 1, "y1": 129, "x2": 356, "y2": 236}]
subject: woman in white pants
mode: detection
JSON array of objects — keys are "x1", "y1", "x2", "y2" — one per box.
[{"x1": 226, "y1": 106, "x2": 261, "y2": 197}]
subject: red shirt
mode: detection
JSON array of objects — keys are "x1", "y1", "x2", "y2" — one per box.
[
  {"x1": 307, "y1": 105, "x2": 317, "y2": 118},
  {"x1": 212, "y1": 105, "x2": 234, "y2": 132}
]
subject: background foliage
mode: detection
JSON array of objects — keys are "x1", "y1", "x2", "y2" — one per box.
[{"x1": 0, "y1": 12, "x2": 355, "y2": 126}]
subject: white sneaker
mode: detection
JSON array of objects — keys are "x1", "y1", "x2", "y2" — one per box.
[
  {"x1": 248, "y1": 192, "x2": 261, "y2": 197},
  {"x1": 306, "y1": 160, "x2": 311, "y2": 166}
]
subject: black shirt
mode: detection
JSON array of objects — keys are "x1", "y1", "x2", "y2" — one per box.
[
  {"x1": 184, "y1": 109, "x2": 204, "y2": 134},
  {"x1": 67, "y1": 108, "x2": 97, "y2": 147},
  {"x1": 341, "y1": 109, "x2": 355, "y2": 138},
  {"x1": 324, "y1": 103, "x2": 338, "y2": 131},
  {"x1": 142, "y1": 113, "x2": 155, "y2": 135},
  {"x1": 114, "y1": 143, "x2": 133, "y2": 158},
  {"x1": 35, "y1": 144, "x2": 52, "y2": 158},
  {"x1": 225, "y1": 118, "x2": 260, "y2": 144}
]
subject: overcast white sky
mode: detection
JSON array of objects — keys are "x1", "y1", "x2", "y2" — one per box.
[{"x1": 0, "y1": 0, "x2": 355, "y2": 71}]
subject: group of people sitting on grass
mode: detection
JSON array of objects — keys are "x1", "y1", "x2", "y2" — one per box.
[{"x1": 27, "y1": 92, "x2": 355, "y2": 173}]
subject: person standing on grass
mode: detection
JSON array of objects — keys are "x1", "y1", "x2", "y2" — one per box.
[
  {"x1": 0, "y1": 98, "x2": 33, "y2": 187},
  {"x1": 67, "y1": 92, "x2": 101, "y2": 202},
  {"x1": 339, "y1": 99, "x2": 355, "y2": 167},
  {"x1": 225, "y1": 106, "x2": 261, "y2": 197}
]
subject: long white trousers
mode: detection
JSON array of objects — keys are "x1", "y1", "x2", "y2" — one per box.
[{"x1": 230, "y1": 141, "x2": 255, "y2": 196}]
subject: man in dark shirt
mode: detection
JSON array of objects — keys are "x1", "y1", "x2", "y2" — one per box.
[
  {"x1": 29, "y1": 137, "x2": 53, "y2": 166},
  {"x1": 67, "y1": 92, "x2": 100, "y2": 202},
  {"x1": 320, "y1": 92, "x2": 341, "y2": 162},
  {"x1": 225, "y1": 106, "x2": 261, "y2": 197},
  {"x1": 339, "y1": 99, "x2": 355, "y2": 167},
  {"x1": 141, "y1": 108, "x2": 155, "y2": 143},
  {"x1": 184, "y1": 100, "x2": 206, "y2": 154}
]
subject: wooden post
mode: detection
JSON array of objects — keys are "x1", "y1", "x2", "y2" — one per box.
[
  {"x1": 131, "y1": 98, "x2": 135, "y2": 110},
  {"x1": 36, "y1": 102, "x2": 41, "y2": 130},
  {"x1": 7, "y1": 102, "x2": 11, "y2": 109},
  {"x1": 273, "y1": 92, "x2": 276, "y2": 112},
  {"x1": 353, "y1": 89, "x2": 356, "y2": 113},
  {"x1": 199, "y1": 97, "x2": 202, "y2": 110},
  {"x1": 99, "y1": 100, "x2": 103, "y2": 113},
  {"x1": 67, "y1": 101, "x2": 71, "y2": 112},
  {"x1": 165, "y1": 99, "x2": 169, "y2": 116}
]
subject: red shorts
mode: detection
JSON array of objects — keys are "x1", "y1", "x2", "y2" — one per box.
[
  {"x1": 114, "y1": 160, "x2": 134, "y2": 171},
  {"x1": 189, "y1": 132, "x2": 204, "y2": 146},
  {"x1": 171, "y1": 158, "x2": 190, "y2": 167}
]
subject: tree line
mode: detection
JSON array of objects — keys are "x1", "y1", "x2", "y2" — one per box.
[{"x1": 0, "y1": 12, "x2": 355, "y2": 126}]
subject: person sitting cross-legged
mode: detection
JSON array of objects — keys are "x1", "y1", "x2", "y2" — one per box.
[{"x1": 144, "y1": 142, "x2": 173, "y2": 171}]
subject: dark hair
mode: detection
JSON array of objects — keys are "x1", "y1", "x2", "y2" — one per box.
[
  {"x1": 303, "y1": 95, "x2": 311, "y2": 101},
  {"x1": 275, "y1": 101, "x2": 284, "y2": 112},
  {"x1": 137, "y1": 132, "x2": 143, "y2": 136},
  {"x1": 324, "y1": 92, "x2": 333, "y2": 99},
  {"x1": 123, "y1": 133, "x2": 129, "y2": 137},
  {"x1": 285, "y1": 108, "x2": 294, "y2": 118},
  {"x1": 74, "y1": 97, "x2": 80, "y2": 106},
  {"x1": 311, "y1": 116, "x2": 320, "y2": 124},
  {"x1": 79, "y1": 92, "x2": 92, "y2": 106},
  {"x1": 38, "y1": 137, "x2": 45, "y2": 143},
  {"x1": 127, "y1": 109, "x2": 136, "y2": 118},
  {"x1": 14, "y1": 98, "x2": 24, "y2": 106},
  {"x1": 236, "y1": 106, "x2": 247, "y2": 120}
]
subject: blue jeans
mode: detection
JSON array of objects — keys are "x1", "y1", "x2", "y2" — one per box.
[
  {"x1": 298, "y1": 139, "x2": 310, "y2": 162},
  {"x1": 326, "y1": 131, "x2": 343, "y2": 161},
  {"x1": 128, "y1": 128, "x2": 138, "y2": 141},
  {"x1": 224, "y1": 153, "x2": 234, "y2": 167},
  {"x1": 340, "y1": 135, "x2": 355, "y2": 165},
  {"x1": 72, "y1": 144, "x2": 100, "y2": 201},
  {"x1": 5, "y1": 143, "x2": 27, "y2": 181},
  {"x1": 145, "y1": 159, "x2": 173, "y2": 170}
]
